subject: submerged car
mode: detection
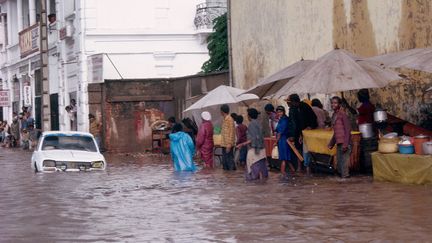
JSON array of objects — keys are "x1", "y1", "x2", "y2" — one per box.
[{"x1": 31, "y1": 131, "x2": 106, "y2": 172}]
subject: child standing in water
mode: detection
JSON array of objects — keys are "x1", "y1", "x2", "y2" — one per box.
[{"x1": 235, "y1": 115, "x2": 248, "y2": 166}]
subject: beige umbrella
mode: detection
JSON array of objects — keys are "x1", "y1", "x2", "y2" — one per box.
[
  {"x1": 367, "y1": 47, "x2": 432, "y2": 73},
  {"x1": 184, "y1": 85, "x2": 258, "y2": 112},
  {"x1": 183, "y1": 85, "x2": 258, "y2": 128},
  {"x1": 268, "y1": 49, "x2": 403, "y2": 98},
  {"x1": 242, "y1": 59, "x2": 315, "y2": 98}
]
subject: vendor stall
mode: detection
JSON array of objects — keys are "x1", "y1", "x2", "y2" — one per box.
[
  {"x1": 372, "y1": 152, "x2": 432, "y2": 185},
  {"x1": 302, "y1": 129, "x2": 361, "y2": 172}
]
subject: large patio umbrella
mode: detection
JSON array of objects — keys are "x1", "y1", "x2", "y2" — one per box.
[
  {"x1": 268, "y1": 49, "x2": 403, "y2": 98},
  {"x1": 184, "y1": 85, "x2": 258, "y2": 112},
  {"x1": 242, "y1": 59, "x2": 315, "y2": 98},
  {"x1": 367, "y1": 47, "x2": 432, "y2": 73}
]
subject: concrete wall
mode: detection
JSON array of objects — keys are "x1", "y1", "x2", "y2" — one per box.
[
  {"x1": 229, "y1": 0, "x2": 432, "y2": 127},
  {"x1": 83, "y1": 0, "x2": 211, "y2": 79},
  {"x1": 88, "y1": 71, "x2": 229, "y2": 152}
]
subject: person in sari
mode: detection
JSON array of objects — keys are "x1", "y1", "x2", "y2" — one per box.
[
  {"x1": 169, "y1": 124, "x2": 196, "y2": 171},
  {"x1": 236, "y1": 108, "x2": 269, "y2": 180},
  {"x1": 275, "y1": 106, "x2": 296, "y2": 177},
  {"x1": 196, "y1": 111, "x2": 214, "y2": 168}
]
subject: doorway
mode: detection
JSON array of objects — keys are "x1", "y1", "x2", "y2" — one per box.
[
  {"x1": 35, "y1": 97, "x2": 42, "y2": 130},
  {"x1": 50, "y1": 93, "x2": 59, "y2": 130}
]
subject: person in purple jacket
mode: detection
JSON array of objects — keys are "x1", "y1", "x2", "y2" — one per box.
[{"x1": 328, "y1": 96, "x2": 352, "y2": 178}]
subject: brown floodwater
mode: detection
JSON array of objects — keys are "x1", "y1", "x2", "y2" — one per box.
[{"x1": 0, "y1": 148, "x2": 431, "y2": 242}]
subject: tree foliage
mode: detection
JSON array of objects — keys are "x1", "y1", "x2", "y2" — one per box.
[{"x1": 201, "y1": 13, "x2": 229, "y2": 73}]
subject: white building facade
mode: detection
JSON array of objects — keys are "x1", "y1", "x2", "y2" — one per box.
[{"x1": 0, "y1": 0, "x2": 226, "y2": 131}]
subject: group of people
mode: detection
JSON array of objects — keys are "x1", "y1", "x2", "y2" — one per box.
[
  {"x1": 168, "y1": 89, "x2": 374, "y2": 180},
  {"x1": 0, "y1": 107, "x2": 38, "y2": 150},
  {"x1": 168, "y1": 105, "x2": 269, "y2": 180}
]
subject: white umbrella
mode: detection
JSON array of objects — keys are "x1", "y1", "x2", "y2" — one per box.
[
  {"x1": 242, "y1": 59, "x2": 315, "y2": 98},
  {"x1": 268, "y1": 49, "x2": 403, "y2": 98},
  {"x1": 427, "y1": 87, "x2": 432, "y2": 92},
  {"x1": 368, "y1": 47, "x2": 432, "y2": 73},
  {"x1": 184, "y1": 85, "x2": 258, "y2": 112}
]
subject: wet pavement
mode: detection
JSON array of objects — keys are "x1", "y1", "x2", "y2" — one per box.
[{"x1": 1, "y1": 148, "x2": 432, "y2": 242}]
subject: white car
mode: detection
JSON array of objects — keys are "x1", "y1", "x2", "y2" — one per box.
[{"x1": 31, "y1": 131, "x2": 106, "y2": 172}]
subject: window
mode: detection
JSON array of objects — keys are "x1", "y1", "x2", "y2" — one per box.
[
  {"x1": 42, "y1": 135, "x2": 97, "y2": 152},
  {"x1": 1, "y1": 14, "x2": 8, "y2": 46},
  {"x1": 9, "y1": 0, "x2": 18, "y2": 44},
  {"x1": 22, "y1": 0, "x2": 30, "y2": 28},
  {"x1": 49, "y1": 0, "x2": 55, "y2": 15},
  {"x1": 35, "y1": 0, "x2": 41, "y2": 22},
  {"x1": 64, "y1": 0, "x2": 75, "y2": 17}
]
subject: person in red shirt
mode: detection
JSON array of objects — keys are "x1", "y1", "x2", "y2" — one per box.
[
  {"x1": 344, "y1": 89, "x2": 375, "y2": 125},
  {"x1": 328, "y1": 96, "x2": 352, "y2": 178},
  {"x1": 196, "y1": 111, "x2": 214, "y2": 168},
  {"x1": 235, "y1": 115, "x2": 248, "y2": 166}
]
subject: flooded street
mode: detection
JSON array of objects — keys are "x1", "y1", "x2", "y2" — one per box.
[{"x1": 1, "y1": 148, "x2": 432, "y2": 242}]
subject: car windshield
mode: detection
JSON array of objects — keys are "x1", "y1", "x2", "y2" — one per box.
[{"x1": 41, "y1": 135, "x2": 97, "y2": 152}]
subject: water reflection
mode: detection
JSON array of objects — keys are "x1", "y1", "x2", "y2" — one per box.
[{"x1": 0, "y1": 149, "x2": 431, "y2": 242}]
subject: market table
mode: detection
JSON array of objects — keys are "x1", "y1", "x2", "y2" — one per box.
[
  {"x1": 372, "y1": 152, "x2": 432, "y2": 185},
  {"x1": 302, "y1": 129, "x2": 361, "y2": 171}
]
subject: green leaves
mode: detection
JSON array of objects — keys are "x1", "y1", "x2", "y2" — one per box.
[{"x1": 201, "y1": 13, "x2": 229, "y2": 73}]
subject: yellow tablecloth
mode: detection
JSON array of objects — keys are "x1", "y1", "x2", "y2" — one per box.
[
  {"x1": 372, "y1": 152, "x2": 432, "y2": 185},
  {"x1": 302, "y1": 129, "x2": 337, "y2": 155},
  {"x1": 303, "y1": 129, "x2": 361, "y2": 156}
]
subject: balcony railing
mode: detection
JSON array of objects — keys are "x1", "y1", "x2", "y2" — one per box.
[{"x1": 194, "y1": 1, "x2": 227, "y2": 30}]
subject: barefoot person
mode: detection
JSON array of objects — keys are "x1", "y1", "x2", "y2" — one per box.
[
  {"x1": 220, "y1": 104, "x2": 236, "y2": 171},
  {"x1": 275, "y1": 106, "x2": 296, "y2": 177},
  {"x1": 235, "y1": 115, "x2": 248, "y2": 166},
  {"x1": 196, "y1": 111, "x2": 214, "y2": 168},
  {"x1": 237, "y1": 108, "x2": 268, "y2": 180},
  {"x1": 328, "y1": 96, "x2": 352, "y2": 178}
]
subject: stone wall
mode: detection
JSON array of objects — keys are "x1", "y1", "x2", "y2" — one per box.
[
  {"x1": 88, "y1": 71, "x2": 229, "y2": 152},
  {"x1": 229, "y1": 0, "x2": 432, "y2": 127}
]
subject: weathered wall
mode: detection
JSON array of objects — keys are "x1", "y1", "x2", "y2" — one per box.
[
  {"x1": 88, "y1": 71, "x2": 229, "y2": 152},
  {"x1": 230, "y1": 0, "x2": 432, "y2": 127},
  {"x1": 172, "y1": 71, "x2": 230, "y2": 119}
]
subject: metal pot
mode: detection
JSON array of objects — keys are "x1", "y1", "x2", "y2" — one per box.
[
  {"x1": 422, "y1": 141, "x2": 432, "y2": 155},
  {"x1": 359, "y1": 123, "x2": 374, "y2": 138},
  {"x1": 374, "y1": 110, "x2": 388, "y2": 123}
]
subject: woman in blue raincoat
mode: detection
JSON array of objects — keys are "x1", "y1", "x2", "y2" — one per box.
[
  {"x1": 169, "y1": 124, "x2": 196, "y2": 171},
  {"x1": 275, "y1": 106, "x2": 296, "y2": 177}
]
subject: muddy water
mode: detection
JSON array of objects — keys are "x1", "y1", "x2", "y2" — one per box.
[{"x1": 1, "y1": 148, "x2": 431, "y2": 242}]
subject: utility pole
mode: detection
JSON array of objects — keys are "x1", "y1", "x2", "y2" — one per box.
[{"x1": 39, "y1": 0, "x2": 51, "y2": 131}]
